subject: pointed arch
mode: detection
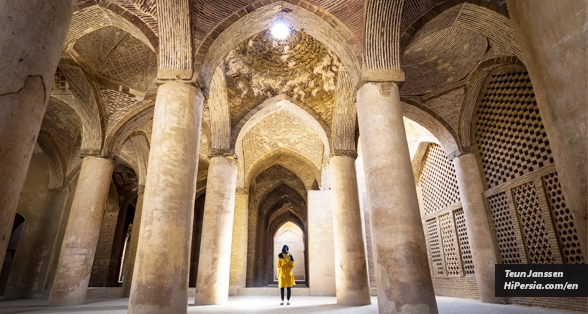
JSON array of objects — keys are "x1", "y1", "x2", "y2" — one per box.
[
  {"x1": 103, "y1": 102, "x2": 155, "y2": 158},
  {"x1": 235, "y1": 98, "x2": 330, "y2": 188}
]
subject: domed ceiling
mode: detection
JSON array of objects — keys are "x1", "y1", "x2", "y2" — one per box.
[
  {"x1": 224, "y1": 29, "x2": 340, "y2": 128},
  {"x1": 72, "y1": 26, "x2": 157, "y2": 93},
  {"x1": 400, "y1": 5, "x2": 488, "y2": 95}
]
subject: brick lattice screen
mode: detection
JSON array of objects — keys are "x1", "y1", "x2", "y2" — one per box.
[
  {"x1": 427, "y1": 218, "x2": 445, "y2": 276},
  {"x1": 420, "y1": 144, "x2": 460, "y2": 215},
  {"x1": 454, "y1": 209, "x2": 475, "y2": 275},
  {"x1": 475, "y1": 70, "x2": 553, "y2": 188},
  {"x1": 512, "y1": 182, "x2": 556, "y2": 264},
  {"x1": 487, "y1": 192, "x2": 522, "y2": 264},
  {"x1": 439, "y1": 212, "x2": 463, "y2": 276},
  {"x1": 542, "y1": 172, "x2": 585, "y2": 264}
]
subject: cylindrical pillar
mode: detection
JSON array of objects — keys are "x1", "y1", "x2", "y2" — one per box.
[
  {"x1": 0, "y1": 0, "x2": 75, "y2": 274},
  {"x1": 357, "y1": 82, "x2": 438, "y2": 314},
  {"x1": 453, "y1": 154, "x2": 502, "y2": 303},
  {"x1": 229, "y1": 191, "x2": 249, "y2": 295},
  {"x1": 195, "y1": 156, "x2": 237, "y2": 305},
  {"x1": 48, "y1": 156, "x2": 114, "y2": 306},
  {"x1": 506, "y1": 0, "x2": 587, "y2": 260},
  {"x1": 121, "y1": 188, "x2": 144, "y2": 297},
  {"x1": 128, "y1": 83, "x2": 202, "y2": 314},
  {"x1": 330, "y1": 155, "x2": 371, "y2": 305}
]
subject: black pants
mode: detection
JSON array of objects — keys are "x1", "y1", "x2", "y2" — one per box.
[{"x1": 280, "y1": 287, "x2": 291, "y2": 300}]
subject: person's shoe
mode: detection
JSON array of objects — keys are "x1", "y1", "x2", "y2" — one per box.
[
  {"x1": 280, "y1": 302, "x2": 284, "y2": 305},
  {"x1": 287, "y1": 301, "x2": 290, "y2": 305}
]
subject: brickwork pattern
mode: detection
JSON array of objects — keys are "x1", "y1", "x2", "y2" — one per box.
[
  {"x1": 431, "y1": 276, "x2": 479, "y2": 300},
  {"x1": 439, "y1": 212, "x2": 462, "y2": 276},
  {"x1": 508, "y1": 297, "x2": 587, "y2": 312},
  {"x1": 512, "y1": 182, "x2": 556, "y2": 264},
  {"x1": 225, "y1": 29, "x2": 338, "y2": 129},
  {"x1": 426, "y1": 218, "x2": 445, "y2": 276},
  {"x1": 364, "y1": 0, "x2": 403, "y2": 70},
  {"x1": 420, "y1": 144, "x2": 460, "y2": 215},
  {"x1": 475, "y1": 70, "x2": 553, "y2": 188},
  {"x1": 487, "y1": 192, "x2": 521, "y2": 264},
  {"x1": 542, "y1": 172, "x2": 585, "y2": 264},
  {"x1": 242, "y1": 109, "x2": 324, "y2": 177},
  {"x1": 402, "y1": 26, "x2": 487, "y2": 95},
  {"x1": 53, "y1": 68, "x2": 71, "y2": 93},
  {"x1": 72, "y1": 26, "x2": 157, "y2": 92},
  {"x1": 99, "y1": 89, "x2": 150, "y2": 134},
  {"x1": 453, "y1": 209, "x2": 474, "y2": 275},
  {"x1": 114, "y1": 0, "x2": 158, "y2": 36}
]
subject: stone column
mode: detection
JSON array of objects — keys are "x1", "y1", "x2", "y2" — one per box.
[
  {"x1": 453, "y1": 154, "x2": 502, "y2": 303},
  {"x1": 229, "y1": 190, "x2": 249, "y2": 295},
  {"x1": 195, "y1": 156, "x2": 237, "y2": 305},
  {"x1": 0, "y1": 0, "x2": 75, "y2": 274},
  {"x1": 330, "y1": 155, "x2": 371, "y2": 305},
  {"x1": 121, "y1": 187, "x2": 144, "y2": 297},
  {"x1": 357, "y1": 82, "x2": 438, "y2": 314},
  {"x1": 128, "y1": 83, "x2": 202, "y2": 314},
  {"x1": 507, "y1": 0, "x2": 587, "y2": 260},
  {"x1": 308, "y1": 190, "x2": 336, "y2": 296},
  {"x1": 48, "y1": 156, "x2": 114, "y2": 306}
]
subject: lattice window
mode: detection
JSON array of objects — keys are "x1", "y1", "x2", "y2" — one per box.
[
  {"x1": 542, "y1": 172, "x2": 585, "y2": 264},
  {"x1": 439, "y1": 213, "x2": 462, "y2": 276},
  {"x1": 420, "y1": 144, "x2": 460, "y2": 215},
  {"x1": 454, "y1": 208, "x2": 475, "y2": 275},
  {"x1": 426, "y1": 218, "x2": 444, "y2": 276},
  {"x1": 488, "y1": 192, "x2": 522, "y2": 263},
  {"x1": 475, "y1": 70, "x2": 553, "y2": 188},
  {"x1": 513, "y1": 182, "x2": 556, "y2": 264}
]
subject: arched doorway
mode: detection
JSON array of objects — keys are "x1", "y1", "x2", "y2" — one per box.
[{"x1": 273, "y1": 221, "x2": 305, "y2": 283}]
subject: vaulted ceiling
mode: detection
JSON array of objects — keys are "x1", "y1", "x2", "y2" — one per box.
[{"x1": 38, "y1": 0, "x2": 522, "y2": 204}]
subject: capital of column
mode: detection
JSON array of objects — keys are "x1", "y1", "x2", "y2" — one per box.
[
  {"x1": 79, "y1": 155, "x2": 115, "y2": 166},
  {"x1": 210, "y1": 148, "x2": 234, "y2": 156},
  {"x1": 156, "y1": 77, "x2": 200, "y2": 89},
  {"x1": 78, "y1": 149, "x2": 103, "y2": 157},
  {"x1": 361, "y1": 68, "x2": 405, "y2": 84},
  {"x1": 447, "y1": 147, "x2": 472, "y2": 161},
  {"x1": 331, "y1": 150, "x2": 358, "y2": 159},
  {"x1": 207, "y1": 154, "x2": 236, "y2": 161},
  {"x1": 78, "y1": 150, "x2": 117, "y2": 162}
]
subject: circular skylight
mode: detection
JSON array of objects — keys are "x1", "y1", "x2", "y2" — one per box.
[{"x1": 271, "y1": 22, "x2": 291, "y2": 40}]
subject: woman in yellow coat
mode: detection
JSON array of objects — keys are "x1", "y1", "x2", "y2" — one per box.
[{"x1": 277, "y1": 244, "x2": 296, "y2": 305}]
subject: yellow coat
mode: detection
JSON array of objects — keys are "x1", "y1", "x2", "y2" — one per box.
[{"x1": 277, "y1": 253, "x2": 296, "y2": 288}]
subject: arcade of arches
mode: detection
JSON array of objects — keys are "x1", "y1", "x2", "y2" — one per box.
[{"x1": 0, "y1": 1, "x2": 586, "y2": 313}]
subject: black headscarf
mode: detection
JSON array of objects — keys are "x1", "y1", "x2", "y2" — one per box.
[{"x1": 278, "y1": 244, "x2": 294, "y2": 261}]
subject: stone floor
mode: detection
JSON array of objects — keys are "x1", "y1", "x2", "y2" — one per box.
[{"x1": 0, "y1": 296, "x2": 583, "y2": 314}]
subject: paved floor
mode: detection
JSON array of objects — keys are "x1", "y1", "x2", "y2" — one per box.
[{"x1": 0, "y1": 296, "x2": 583, "y2": 314}]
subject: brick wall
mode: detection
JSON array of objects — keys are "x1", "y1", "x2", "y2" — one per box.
[{"x1": 431, "y1": 276, "x2": 479, "y2": 300}]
